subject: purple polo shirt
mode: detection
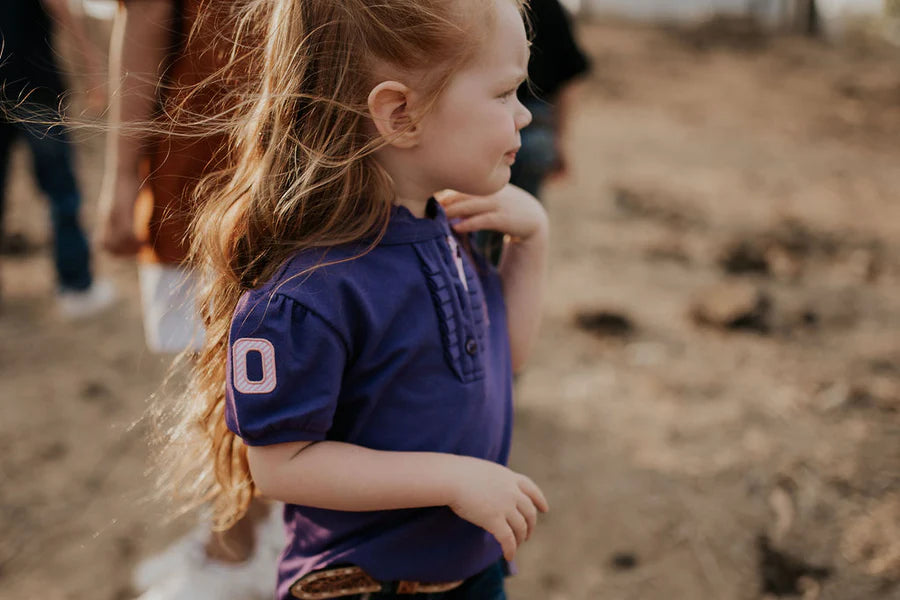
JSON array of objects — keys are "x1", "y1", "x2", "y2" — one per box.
[{"x1": 225, "y1": 199, "x2": 513, "y2": 598}]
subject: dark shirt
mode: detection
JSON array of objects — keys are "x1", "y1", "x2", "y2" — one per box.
[
  {"x1": 225, "y1": 200, "x2": 514, "y2": 597},
  {"x1": 0, "y1": 0, "x2": 65, "y2": 106},
  {"x1": 520, "y1": 0, "x2": 590, "y2": 104}
]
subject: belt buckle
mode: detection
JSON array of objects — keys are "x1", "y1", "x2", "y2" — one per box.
[
  {"x1": 290, "y1": 565, "x2": 465, "y2": 599},
  {"x1": 289, "y1": 566, "x2": 382, "y2": 599}
]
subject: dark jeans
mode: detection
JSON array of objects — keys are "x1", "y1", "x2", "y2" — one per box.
[
  {"x1": 475, "y1": 100, "x2": 558, "y2": 265},
  {"x1": 0, "y1": 115, "x2": 92, "y2": 291},
  {"x1": 342, "y1": 561, "x2": 507, "y2": 600}
]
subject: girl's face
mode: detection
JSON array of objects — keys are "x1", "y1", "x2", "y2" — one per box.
[{"x1": 414, "y1": 0, "x2": 532, "y2": 197}]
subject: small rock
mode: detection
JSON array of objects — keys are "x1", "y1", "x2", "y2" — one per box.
[
  {"x1": 690, "y1": 281, "x2": 771, "y2": 332},
  {"x1": 719, "y1": 239, "x2": 769, "y2": 275},
  {"x1": 80, "y1": 380, "x2": 112, "y2": 400},
  {"x1": 610, "y1": 552, "x2": 639, "y2": 570},
  {"x1": 574, "y1": 310, "x2": 634, "y2": 338}
]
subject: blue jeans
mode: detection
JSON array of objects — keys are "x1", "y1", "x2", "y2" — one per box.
[
  {"x1": 342, "y1": 561, "x2": 507, "y2": 600},
  {"x1": 474, "y1": 100, "x2": 559, "y2": 265},
  {"x1": 0, "y1": 115, "x2": 93, "y2": 291}
]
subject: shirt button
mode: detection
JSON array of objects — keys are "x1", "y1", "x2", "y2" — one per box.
[{"x1": 465, "y1": 338, "x2": 478, "y2": 356}]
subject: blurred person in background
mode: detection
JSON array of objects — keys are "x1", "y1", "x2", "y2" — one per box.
[
  {"x1": 96, "y1": 1, "x2": 281, "y2": 599},
  {"x1": 0, "y1": 0, "x2": 115, "y2": 317},
  {"x1": 476, "y1": 0, "x2": 591, "y2": 264}
]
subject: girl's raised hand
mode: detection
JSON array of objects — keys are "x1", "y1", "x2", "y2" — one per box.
[
  {"x1": 440, "y1": 185, "x2": 548, "y2": 242},
  {"x1": 446, "y1": 457, "x2": 549, "y2": 561}
]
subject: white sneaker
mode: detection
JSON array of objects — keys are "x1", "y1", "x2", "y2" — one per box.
[
  {"x1": 57, "y1": 278, "x2": 116, "y2": 320},
  {"x1": 134, "y1": 506, "x2": 285, "y2": 600}
]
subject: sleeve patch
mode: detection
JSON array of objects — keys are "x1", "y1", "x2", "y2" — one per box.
[{"x1": 232, "y1": 338, "x2": 277, "y2": 394}]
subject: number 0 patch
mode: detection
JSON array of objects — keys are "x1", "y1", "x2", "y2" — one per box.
[{"x1": 232, "y1": 338, "x2": 277, "y2": 394}]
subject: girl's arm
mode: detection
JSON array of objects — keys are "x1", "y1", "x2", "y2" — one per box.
[
  {"x1": 496, "y1": 212, "x2": 548, "y2": 372},
  {"x1": 247, "y1": 440, "x2": 548, "y2": 561},
  {"x1": 442, "y1": 186, "x2": 549, "y2": 371}
]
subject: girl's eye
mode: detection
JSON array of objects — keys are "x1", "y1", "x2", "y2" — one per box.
[{"x1": 499, "y1": 89, "x2": 517, "y2": 101}]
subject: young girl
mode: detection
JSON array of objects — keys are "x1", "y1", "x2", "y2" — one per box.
[{"x1": 167, "y1": 0, "x2": 549, "y2": 598}]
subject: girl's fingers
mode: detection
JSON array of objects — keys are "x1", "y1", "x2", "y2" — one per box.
[
  {"x1": 518, "y1": 498, "x2": 538, "y2": 540},
  {"x1": 450, "y1": 214, "x2": 498, "y2": 234},
  {"x1": 519, "y1": 477, "x2": 550, "y2": 513},
  {"x1": 442, "y1": 197, "x2": 497, "y2": 219},
  {"x1": 490, "y1": 519, "x2": 518, "y2": 561},
  {"x1": 507, "y1": 511, "x2": 528, "y2": 546}
]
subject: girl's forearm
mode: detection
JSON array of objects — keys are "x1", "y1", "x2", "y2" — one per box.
[
  {"x1": 499, "y1": 222, "x2": 549, "y2": 372},
  {"x1": 247, "y1": 441, "x2": 475, "y2": 511}
]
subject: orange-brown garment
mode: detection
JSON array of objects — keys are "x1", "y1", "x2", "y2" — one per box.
[{"x1": 129, "y1": 0, "x2": 231, "y2": 264}]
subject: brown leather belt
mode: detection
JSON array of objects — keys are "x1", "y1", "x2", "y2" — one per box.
[{"x1": 290, "y1": 565, "x2": 464, "y2": 599}]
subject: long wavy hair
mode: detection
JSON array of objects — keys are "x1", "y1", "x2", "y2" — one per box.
[{"x1": 157, "y1": 0, "x2": 527, "y2": 529}]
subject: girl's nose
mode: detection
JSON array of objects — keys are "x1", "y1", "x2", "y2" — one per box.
[{"x1": 516, "y1": 101, "x2": 532, "y2": 131}]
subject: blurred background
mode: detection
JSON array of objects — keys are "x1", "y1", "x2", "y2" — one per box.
[{"x1": 1, "y1": 1, "x2": 899, "y2": 599}]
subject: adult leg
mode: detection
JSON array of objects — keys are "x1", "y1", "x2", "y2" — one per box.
[
  {"x1": 20, "y1": 120, "x2": 93, "y2": 291},
  {"x1": 133, "y1": 265, "x2": 282, "y2": 598},
  {"x1": 133, "y1": 497, "x2": 283, "y2": 600}
]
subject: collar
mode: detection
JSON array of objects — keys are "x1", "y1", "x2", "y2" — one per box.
[{"x1": 377, "y1": 197, "x2": 449, "y2": 245}]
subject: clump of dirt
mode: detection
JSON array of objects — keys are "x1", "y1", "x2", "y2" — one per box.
[
  {"x1": 718, "y1": 221, "x2": 886, "y2": 283},
  {"x1": 574, "y1": 309, "x2": 635, "y2": 338}
]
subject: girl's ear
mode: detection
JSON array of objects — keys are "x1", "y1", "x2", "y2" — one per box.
[{"x1": 368, "y1": 81, "x2": 420, "y2": 148}]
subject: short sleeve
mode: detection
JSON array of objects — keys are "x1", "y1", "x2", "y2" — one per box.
[{"x1": 225, "y1": 292, "x2": 348, "y2": 446}]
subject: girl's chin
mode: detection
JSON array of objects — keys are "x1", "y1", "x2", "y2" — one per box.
[{"x1": 443, "y1": 167, "x2": 510, "y2": 198}]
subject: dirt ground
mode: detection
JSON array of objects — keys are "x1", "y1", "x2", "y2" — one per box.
[{"x1": 2, "y1": 17, "x2": 900, "y2": 600}]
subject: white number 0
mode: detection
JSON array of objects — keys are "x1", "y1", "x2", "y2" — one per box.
[{"x1": 232, "y1": 338, "x2": 277, "y2": 394}]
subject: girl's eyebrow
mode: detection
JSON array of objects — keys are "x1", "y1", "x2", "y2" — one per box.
[{"x1": 502, "y1": 72, "x2": 527, "y2": 88}]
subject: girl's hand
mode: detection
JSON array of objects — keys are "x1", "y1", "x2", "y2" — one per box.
[
  {"x1": 447, "y1": 457, "x2": 549, "y2": 561},
  {"x1": 440, "y1": 185, "x2": 548, "y2": 242}
]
